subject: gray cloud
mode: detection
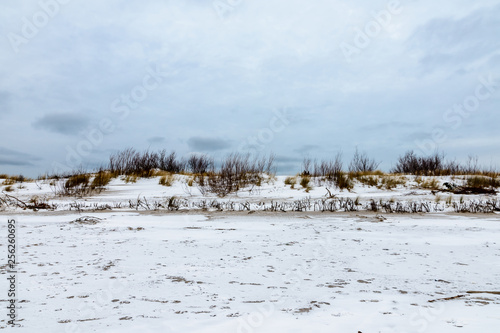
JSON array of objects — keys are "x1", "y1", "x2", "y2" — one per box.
[
  {"x1": 276, "y1": 163, "x2": 298, "y2": 175},
  {"x1": 147, "y1": 136, "x2": 166, "y2": 144},
  {"x1": 0, "y1": 147, "x2": 23, "y2": 156},
  {"x1": 0, "y1": 146, "x2": 40, "y2": 167},
  {"x1": 275, "y1": 155, "x2": 307, "y2": 174},
  {"x1": 0, "y1": 146, "x2": 40, "y2": 159},
  {"x1": 32, "y1": 113, "x2": 90, "y2": 135},
  {"x1": 187, "y1": 137, "x2": 230, "y2": 152},
  {"x1": 1, "y1": 0, "x2": 499, "y2": 176},
  {"x1": 0, "y1": 91, "x2": 11, "y2": 117},
  {"x1": 293, "y1": 144, "x2": 321, "y2": 155},
  {"x1": 0, "y1": 158, "x2": 34, "y2": 166},
  {"x1": 275, "y1": 156, "x2": 303, "y2": 164},
  {"x1": 408, "y1": 4, "x2": 500, "y2": 73},
  {"x1": 403, "y1": 131, "x2": 428, "y2": 141}
]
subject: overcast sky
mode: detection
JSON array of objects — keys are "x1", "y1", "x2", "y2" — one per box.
[{"x1": 1, "y1": 0, "x2": 499, "y2": 176}]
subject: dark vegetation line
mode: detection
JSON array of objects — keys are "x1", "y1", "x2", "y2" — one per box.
[
  {"x1": 48, "y1": 148, "x2": 499, "y2": 178},
  {"x1": 1, "y1": 148, "x2": 499, "y2": 198},
  {"x1": 2, "y1": 191, "x2": 500, "y2": 213}
]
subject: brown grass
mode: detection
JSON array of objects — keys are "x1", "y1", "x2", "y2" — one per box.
[
  {"x1": 348, "y1": 170, "x2": 385, "y2": 178},
  {"x1": 159, "y1": 174, "x2": 175, "y2": 187},
  {"x1": 356, "y1": 175, "x2": 379, "y2": 187},
  {"x1": 285, "y1": 176, "x2": 297, "y2": 189},
  {"x1": 300, "y1": 176, "x2": 312, "y2": 192},
  {"x1": 378, "y1": 176, "x2": 407, "y2": 190},
  {"x1": 2, "y1": 178, "x2": 15, "y2": 186},
  {"x1": 3, "y1": 185, "x2": 14, "y2": 192},
  {"x1": 122, "y1": 175, "x2": 138, "y2": 183},
  {"x1": 66, "y1": 174, "x2": 90, "y2": 189},
  {"x1": 91, "y1": 171, "x2": 113, "y2": 189},
  {"x1": 420, "y1": 178, "x2": 440, "y2": 190},
  {"x1": 336, "y1": 172, "x2": 354, "y2": 191},
  {"x1": 466, "y1": 176, "x2": 499, "y2": 189}
]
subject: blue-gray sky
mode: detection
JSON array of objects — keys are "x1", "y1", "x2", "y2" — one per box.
[{"x1": 1, "y1": 0, "x2": 499, "y2": 176}]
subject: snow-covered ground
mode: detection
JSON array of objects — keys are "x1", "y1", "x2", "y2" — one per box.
[
  {"x1": 1, "y1": 175, "x2": 499, "y2": 331},
  {"x1": 1, "y1": 211, "x2": 499, "y2": 332}
]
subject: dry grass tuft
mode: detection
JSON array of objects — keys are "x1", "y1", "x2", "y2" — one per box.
[
  {"x1": 466, "y1": 176, "x2": 499, "y2": 189},
  {"x1": 378, "y1": 176, "x2": 407, "y2": 190},
  {"x1": 300, "y1": 176, "x2": 312, "y2": 192},
  {"x1": 159, "y1": 174, "x2": 176, "y2": 187},
  {"x1": 2, "y1": 178, "x2": 15, "y2": 186},
  {"x1": 420, "y1": 178, "x2": 440, "y2": 190},
  {"x1": 66, "y1": 174, "x2": 90, "y2": 189},
  {"x1": 3, "y1": 185, "x2": 14, "y2": 192},
  {"x1": 285, "y1": 176, "x2": 297, "y2": 189},
  {"x1": 122, "y1": 175, "x2": 138, "y2": 184},
  {"x1": 91, "y1": 171, "x2": 113, "y2": 189}
]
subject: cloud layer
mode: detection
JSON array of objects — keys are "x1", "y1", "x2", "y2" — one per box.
[
  {"x1": 0, "y1": 0, "x2": 499, "y2": 176},
  {"x1": 33, "y1": 112, "x2": 90, "y2": 135}
]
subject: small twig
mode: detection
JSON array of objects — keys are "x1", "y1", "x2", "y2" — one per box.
[
  {"x1": 466, "y1": 291, "x2": 500, "y2": 295},
  {"x1": 429, "y1": 291, "x2": 500, "y2": 303},
  {"x1": 428, "y1": 295, "x2": 466, "y2": 303},
  {"x1": 325, "y1": 188, "x2": 335, "y2": 198},
  {"x1": 2, "y1": 193, "x2": 28, "y2": 209}
]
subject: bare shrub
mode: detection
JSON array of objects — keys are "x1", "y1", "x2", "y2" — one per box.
[
  {"x1": 187, "y1": 154, "x2": 214, "y2": 174},
  {"x1": 109, "y1": 148, "x2": 137, "y2": 175},
  {"x1": 463, "y1": 155, "x2": 480, "y2": 174},
  {"x1": 52, "y1": 173, "x2": 93, "y2": 197},
  {"x1": 109, "y1": 148, "x2": 185, "y2": 177},
  {"x1": 308, "y1": 153, "x2": 353, "y2": 190},
  {"x1": 392, "y1": 151, "x2": 447, "y2": 175},
  {"x1": 349, "y1": 148, "x2": 380, "y2": 173},
  {"x1": 312, "y1": 153, "x2": 343, "y2": 178},
  {"x1": 302, "y1": 158, "x2": 312, "y2": 176},
  {"x1": 158, "y1": 150, "x2": 185, "y2": 173},
  {"x1": 389, "y1": 151, "x2": 490, "y2": 176},
  {"x1": 201, "y1": 153, "x2": 275, "y2": 197}
]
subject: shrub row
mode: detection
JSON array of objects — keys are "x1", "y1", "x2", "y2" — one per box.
[{"x1": 391, "y1": 151, "x2": 498, "y2": 176}]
